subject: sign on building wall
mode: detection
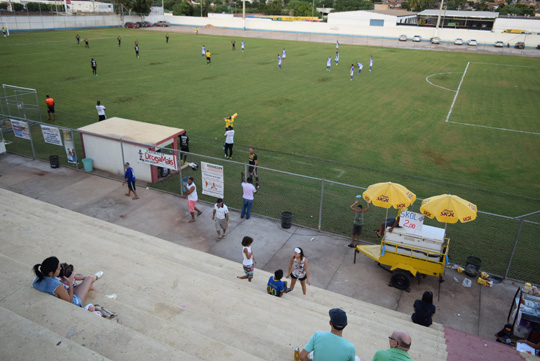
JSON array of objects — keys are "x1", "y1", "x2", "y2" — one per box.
[
  {"x1": 137, "y1": 148, "x2": 178, "y2": 170},
  {"x1": 201, "y1": 161, "x2": 224, "y2": 198}
]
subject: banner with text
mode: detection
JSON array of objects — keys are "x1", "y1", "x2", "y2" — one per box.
[
  {"x1": 10, "y1": 119, "x2": 31, "y2": 140},
  {"x1": 40, "y1": 125, "x2": 63, "y2": 146},
  {"x1": 62, "y1": 129, "x2": 77, "y2": 164},
  {"x1": 399, "y1": 210, "x2": 424, "y2": 232},
  {"x1": 137, "y1": 148, "x2": 178, "y2": 170},
  {"x1": 201, "y1": 161, "x2": 224, "y2": 198}
]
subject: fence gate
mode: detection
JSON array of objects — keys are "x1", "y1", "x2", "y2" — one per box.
[{"x1": 0, "y1": 84, "x2": 42, "y2": 126}]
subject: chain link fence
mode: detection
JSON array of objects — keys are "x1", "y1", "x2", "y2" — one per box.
[{"x1": 2, "y1": 115, "x2": 539, "y2": 283}]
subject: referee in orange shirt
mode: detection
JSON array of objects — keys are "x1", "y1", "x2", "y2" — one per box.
[{"x1": 45, "y1": 95, "x2": 56, "y2": 121}]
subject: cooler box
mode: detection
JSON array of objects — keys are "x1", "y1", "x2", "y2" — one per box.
[{"x1": 384, "y1": 225, "x2": 445, "y2": 253}]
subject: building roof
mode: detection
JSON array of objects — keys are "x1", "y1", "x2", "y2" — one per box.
[
  {"x1": 78, "y1": 117, "x2": 184, "y2": 145},
  {"x1": 365, "y1": 9, "x2": 417, "y2": 17},
  {"x1": 418, "y1": 10, "x2": 499, "y2": 19}
]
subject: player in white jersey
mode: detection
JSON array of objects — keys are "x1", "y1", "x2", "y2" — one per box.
[
  {"x1": 202, "y1": 45, "x2": 206, "y2": 57},
  {"x1": 326, "y1": 57, "x2": 331, "y2": 71},
  {"x1": 358, "y1": 62, "x2": 363, "y2": 74},
  {"x1": 335, "y1": 52, "x2": 339, "y2": 66},
  {"x1": 369, "y1": 56, "x2": 373, "y2": 72},
  {"x1": 278, "y1": 54, "x2": 282, "y2": 69},
  {"x1": 350, "y1": 64, "x2": 354, "y2": 81},
  {"x1": 282, "y1": 48, "x2": 286, "y2": 61}
]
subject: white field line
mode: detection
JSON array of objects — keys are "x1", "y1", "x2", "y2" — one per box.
[
  {"x1": 445, "y1": 62, "x2": 540, "y2": 136},
  {"x1": 425, "y1": 72, "x2": 460, "y2": 92},
  {"x1": 447, "y1": 121, "x2": 540, "y2": 136},
  {"x1": 472, "y1": 62, "x2": 540, "y2": 69},
  {"x1": 445, "y1": 61, "x2": 470, "y2": 123}
]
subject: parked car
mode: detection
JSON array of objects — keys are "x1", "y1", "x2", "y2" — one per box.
[
  {"x1": 494, "y1": 41, "x2": 504, "y2": 48},
  {"x1": 124, "y1": 22, "x2": 139, "y2": 29},
  {"x1": 399, "y1": 34, "x2": 407, "y2": 42},
  {"x1": 136, "y1": 22, "x2": 146, "y2": 28},
  {"x1": 514, "y1": 42, "x2": 525, "y2": 49},
  {"x1": 412, "y1": 35, "x2": 421, "y2": 42},
  {"x1": 537, "y1": 44, "x2": 540, "y2": 50},
  {"x1": 454, "y1": 38, "x2": 463, "y2": 45},
  {"x1": 143, "y1": 21, "x2": 152, "y2": 27},
  {"x1": 468, "y1": 39, "x2": 477, "y2": 46},
  {"x1": 154, "y1": 21, "x2": 170, "y2": 27},
  {"x1": 430, "y1": 37, "x2": 441, "y2": 44}
]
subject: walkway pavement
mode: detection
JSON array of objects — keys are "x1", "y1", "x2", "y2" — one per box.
[{"x1": 0, "y1": 153, "x2": 524, "y2": 343}]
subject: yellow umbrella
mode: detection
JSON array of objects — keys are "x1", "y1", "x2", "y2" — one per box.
[
  {"x1": 420, "y1": 194, "x2": 477, "y2": 224},
  {"x1": 363, "y1": 182, "x2": 416, "y2": 209}
]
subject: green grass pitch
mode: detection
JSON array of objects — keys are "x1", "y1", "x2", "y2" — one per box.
[{"x1": 1, "y1": 28, "x2": 539, "y2": 279}]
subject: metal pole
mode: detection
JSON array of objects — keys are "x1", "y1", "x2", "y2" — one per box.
[
  {"x1": 178, "y1": 149, "x2": 184, "y2": 196},
  {"x1": 120, "y1": 139, "x2": 125, "y2": 169},
  {"x1": 318, "y1": 180, "x2": 324, "y2": 232},
  {"x1": 28, "y1": 121, "x2": 36, "y2": 159},
  {"x1": 504, "y1": 219, "x2": 524, "y2": 279},
  {"x1": 312, "y1": 0, "x2": 314, "y2": 18},
  {"x1": 435, "y1": 0, "x2": 444, "y2": 37},
  {"x1": 242, "y1": 0, "x2": 245, "y2": 30}
]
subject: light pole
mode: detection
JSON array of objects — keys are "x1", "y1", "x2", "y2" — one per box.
[
  {"x1": 312, "y1": 0, "x2": 314, "y2": 18},
  {"x1": 435, "y1": 0, "x2": 444, "y2": 37}
]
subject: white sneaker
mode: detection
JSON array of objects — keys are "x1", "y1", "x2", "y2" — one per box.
[{"x1": 95, "y1": 271, "x2": 104, "y2": 280}]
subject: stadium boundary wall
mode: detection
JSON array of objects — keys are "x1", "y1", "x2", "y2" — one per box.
[{"x1": 2, "y1": 13, "x2": 540, "y2": 47}]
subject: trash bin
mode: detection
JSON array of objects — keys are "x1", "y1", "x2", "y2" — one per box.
[
  {"x1": 465, "y1": 256, "x2": 482, "y2": 277},
  {"x1": 280, "y1": 211, "x2": 293, "y2": 229},
  {"x1": 82, "y1": 158, "x2": 93, "y2": 172},
  {"x1": 49, "y1": 155, "x2": 59, "y2": 169}
]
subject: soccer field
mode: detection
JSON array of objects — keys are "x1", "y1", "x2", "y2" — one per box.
[
  {"x1": 2, "y1": 28, "x2": 540, "y2": 279},
  {"x1": 2, "y1": 29, "x2": 539, "y2": 211}
]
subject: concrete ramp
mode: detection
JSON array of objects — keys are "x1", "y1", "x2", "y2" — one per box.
[{"x1": 0, "y1": 188, "x2": 448, "y2": 361}]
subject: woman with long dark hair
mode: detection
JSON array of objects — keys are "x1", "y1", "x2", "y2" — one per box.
[
  {"x1": 32, "y1": 256, "x2": 102, "y2": 307},
  {"x1": 286, "y1": 247, "x2": 311, "y2": 295},
  {"x1": 412, "y1": 290, "x2": 436, "y2": 327}
]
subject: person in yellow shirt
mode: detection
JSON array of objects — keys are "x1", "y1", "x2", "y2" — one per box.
[
  {"x1": 224, "y1": 113, "x2": 238, "y2": 129},
  {"x1": 206, "y1": 50, "x2": 211, "y2": 65}
]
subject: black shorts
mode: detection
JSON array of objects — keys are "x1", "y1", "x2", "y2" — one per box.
[
  {"x1": 291, "y1": 273, "x2": 307, "y2": 281},
  {"x1": 206, "y1": 57, "x2": 211, "y2": 61},
  {"x1": 98, "y1": 115, "x2": 106, "y2": 121},
  {"x1": 352, "y1": 224, "x2": 363, "y2": 236},
  {"x1": 47, "y1": 107, "x2": 55, "y2": 114},
  {"x1": 248, "y1": 167, "x2": 257, "y2": 176},
  {"x1": 181, "y1": 147, "x2": 189, "y2": 153},
  {"x1": 128, "y1": 181, "x2": 136, "y2": 192}
]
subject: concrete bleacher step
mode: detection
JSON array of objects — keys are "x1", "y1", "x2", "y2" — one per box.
[
  {"x1": 0, "y1": 306, "x2": 113, "y2": 361},
  {"x1": 1, "y1": 188, "x2": 448, "y2": 361},
  {"x1": 1, "y1": 217, "x2": 447, "y2": 358}
]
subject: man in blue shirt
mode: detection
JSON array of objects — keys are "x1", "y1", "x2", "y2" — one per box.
[
  {"x1": 122, "y1": 162, "x2": 139, "y2": 200},
  {"x1": 267, "y1": 269, "x2": 289, "y2": 297}
]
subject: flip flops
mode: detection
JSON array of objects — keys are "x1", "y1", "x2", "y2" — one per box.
[{"x1": 94, "y1": 271, "x2": 104, "y2": 281}]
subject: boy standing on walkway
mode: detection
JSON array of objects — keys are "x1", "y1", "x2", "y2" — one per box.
[
  {"x1": 184, "y1": 177, "x2": 202, "y2": 223},
  {"x1": 348, "y1": 200, "x2": 369, "y2": 248}
]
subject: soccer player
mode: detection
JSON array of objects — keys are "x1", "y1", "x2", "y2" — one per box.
[
  {"x1": 206, "y1": 49, "x2": 211, "y2": 65},
  {"x1": 135, "y1": 44, "x2": 139, "y2": 58},
  {"x1": 195, "y1": 27, "x2": 198, "y2": 35},
  {"x1": 241, "y1": 40, "x2": 245, "y2": 52},
  {"x1": 2, "y1": 27, "x2": 6, "y2": 37},
  {"x1": 180, "y1": 131, "x2": 189, "y2": 164},
  {"x1": 358, "y1": 62, "x2": 363, "y2": 74},
  {"x1": 224, "y1": 126, "x2": 234, "y2": 159},
  {"x1": 45, "y1": 95, "x2": 56, "y2": 121},
  {"x1": 135, "y1": 39, "x2": 139, "y2": 46},
  {"x1": 117, "y1": 35, "x2": 121, "y2": 47},
  {"x1": 350, "y1": 64, "x2": 354, "y2": 81},
  {"x1": 248, "y1": 147, "x2": 259, "y2": 188},
  {"x1": 231, "y1": 39, "x2": 236, "y2": 51},
  {"x1": 84, "y1": 37, "x2": 89, "y2": 48},
  {"x1": 166, "y1": 33, "x2": 169, "y2": 43},
  {"x1": 96, "y1": 101, "x2": 106, "y2": 121},
  {"x1": 335, "y1": 51, "x2": 339, "y2": 66},
  {"x1": 202, "y1": 45, "x2": 206, "y2": 57},
  {"x1": 90, "y1": 58, "x2": 97, "y2": 76},
  {"x1": 336, "y1": 40, "x2": 339, "y2": 51},
  {"x1": 369, "y1": 55, "x2": 373, "y2": 72},
  {"x1": 326, "y1": 57, "x2": 331, "y2": 71},
  {"x1": 76, "y1": 34, "x2": 80, "y2": 45},
  {"x1": 278, "y1": 54, "x2": 282, "y2": 69},
  {"x1": 282, "y1": 48, "x2": 287, "y2": 62}
]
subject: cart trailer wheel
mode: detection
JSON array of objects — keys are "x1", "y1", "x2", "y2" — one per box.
[{"x1": 390, "y1": 270, "x2": 411, "y2": 290}]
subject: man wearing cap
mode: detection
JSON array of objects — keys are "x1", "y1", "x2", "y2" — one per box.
[
  {"x1": 212, "y1": 198, "x2": 229, "y2": 241},
  {"x1": 372, "y1": 330, "x2": 414, "y2": 361},
  {"x1": 299, "y1": 308, "x2": 356, "y2": 361},
  {"x1": 122, "y1": 162, "x2": 139, "y2": 200},
  {"x1": 184, "y1": 176, "x2": 202, "y2": 223}
]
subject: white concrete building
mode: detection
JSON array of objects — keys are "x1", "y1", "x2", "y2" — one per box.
[{"x1": 327, "y1": 9, "x2": 417, "y2": 27}]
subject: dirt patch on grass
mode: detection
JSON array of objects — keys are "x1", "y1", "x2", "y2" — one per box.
[
  {"x1": 64, "y1": 76, "x2": 79, "y2": 81},
  {"x1": 149, "y1": 62, "x2": 163, "y2": 66}
]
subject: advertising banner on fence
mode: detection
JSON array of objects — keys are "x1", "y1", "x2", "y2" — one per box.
[
  {"x1": 10, "y1": 119, "x2": 31, "y2": 140},
  {"x1": 62, "y1": 129, "x2": 77, "y2": 164},
  {"x1": 40, "y1": 125, "x2": 63, "y2": 146},
  {"x1": 137, "y1": 148, "x2": 178, "y2": 170},
  {"x1": 399, "y1": 210, "x2": 424, "y2": 232},
  {"x1": 201, "y1": 161, "x2": 224, "y2": 198}
]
